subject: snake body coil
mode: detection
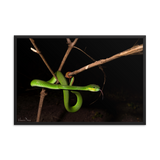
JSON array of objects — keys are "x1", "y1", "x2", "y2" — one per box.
[{"x1": 31, "y1": 71, "x2": 100, "y2": 112}]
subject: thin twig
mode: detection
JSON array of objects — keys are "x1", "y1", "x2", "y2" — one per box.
[
  {"x1": 66, "y1": 38, "x2": 72, "y2": 44},
  {"x1": 29, "y1": 38, "x2": 58, "y2": 82},
  {"x1": 58, "y1": 38, "x2": 78, "y2": 71},
  {"x1": 29, "y1": 38, "x2": 41, "y2": 53},
  {"x1": 68, "y1": 44, "x2": 143, "y2": 77}
]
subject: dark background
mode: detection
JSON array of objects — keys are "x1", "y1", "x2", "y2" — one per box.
[{"x1": 15, "y1": 36, "x2": 144, "y2": 123}]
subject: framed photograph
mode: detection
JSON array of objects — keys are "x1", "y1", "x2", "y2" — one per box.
[{"x1": 14, "y1": 36, "x2": 146, "y2": 125}]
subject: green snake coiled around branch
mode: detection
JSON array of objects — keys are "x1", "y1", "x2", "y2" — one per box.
[{"x1": 30, "y1": 71, "x2": 100, "y2": 112}]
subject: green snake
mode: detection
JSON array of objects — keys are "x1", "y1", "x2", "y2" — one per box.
[{"x1": 30, "y1": 71, "x2": 101, "y2": 112}]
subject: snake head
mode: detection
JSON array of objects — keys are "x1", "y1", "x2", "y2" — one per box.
[
  {"x1": 87, "y1": 84, "x2": 100, "y2": 92},
  {"x1": 87, "y1": 84, "x2": 104, "y2": 99}
]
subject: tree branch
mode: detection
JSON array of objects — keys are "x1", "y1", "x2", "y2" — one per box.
[
  {"x1": 29, "y1": 38, "x2": 58, "y2": 82},
  {"x1": 68, "y1": 44, "x2": 143, "y2": 76},
  {"x1": 36, "y1": 89, "x2": 47, "y2": 122},
  {"x1": 29, "y1": 38, "x2": 58, "y2": 122},
  {"x1": 58, "y1": 38, "x2": 78, "y2": 71}
]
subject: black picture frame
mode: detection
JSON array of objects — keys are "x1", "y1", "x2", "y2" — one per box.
[{"x1": 11, "y1": 32, "x2": 149, "y2": 128}]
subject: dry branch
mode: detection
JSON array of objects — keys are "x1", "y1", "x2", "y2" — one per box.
[
  {"x1": 29, "y1": 38, "x2": 78, "y2": 122},
  {"x1": 36, "y1": 89, "x2": 47, "y2": 122},
  {"x1": 68, "y1": 44, "x2": 143, "y2": 77},
  {"x1": 29, "y1": 38, "x2": 58, "y2": 82},
  {"x1": 58, "y1": 38, "x2": 78, "y2": 71},
  {"x1": 29, "y1": 38, "x2": 58, "y2": 122}
]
